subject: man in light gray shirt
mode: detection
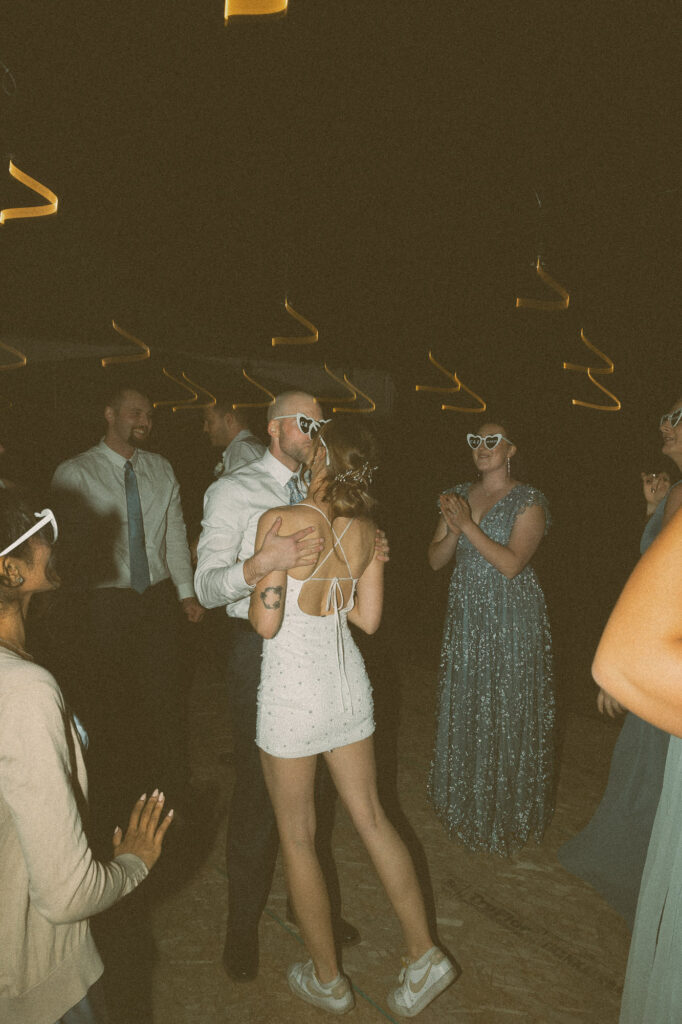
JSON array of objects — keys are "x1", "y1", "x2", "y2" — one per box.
[
  {"x1": 52, "y1": 384, "x2": 203, "y2": 834},
  {"x1": 202, "y1": 395, "x2": 265, "y2": 479},
  {"x1": 195, "y1": 390, "x2": 360, "y2": 981}
]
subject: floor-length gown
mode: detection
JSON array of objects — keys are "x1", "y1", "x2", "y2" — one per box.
[
  {"x1": 557, "y1": 485, "x2": 680, "y2": 929},
  {"x1": 428, "y1": 483, "x2": 554, "y2": 856}
]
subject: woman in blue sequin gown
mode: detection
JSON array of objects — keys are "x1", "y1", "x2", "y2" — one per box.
[
  {"x1": 427, "y1": 420, "x2": 554, "y2": 856},
  {"x1": 557, "y1": 469, "x2": 678, "y2": 929}
]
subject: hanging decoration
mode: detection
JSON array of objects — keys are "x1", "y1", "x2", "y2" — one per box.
[
  {"x1": 562, "y1": 328, "x2": 621, "y2": 411},
  {"x1": 314, "y1": 364, "x2": 375, "y2": 413},
  {"x1": 415, "y1": 351, "x2": 487, "y2": 413},
  {"x1": 232, "y1": 368, "x2": 276, "y2": 409},
  {"x1": 0, "y1": 340, "x2": 27, "y2": 371},
  {"x1": 153, "y1": 370, "x2": 216, "y2": 412},
  {"x1": 271, "y1": 297, "x2": 319, "y2": 347},
  {"x1": 515, "y1": 257, "x2": 570, "y2": 311},
  {"x1": 101, "y1": 321, "x2": 151, "y2": 368},
  {"x1": 0, "y1": 160, "x2": 58, "y2": 224},
  {"x1": 224, "y1": 0, "x2": 287, "y2": 23}
]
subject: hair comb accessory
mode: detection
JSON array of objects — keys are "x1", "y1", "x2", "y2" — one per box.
[{"x1": 335, "y1": 461, "x2": 378, "y2": 486}]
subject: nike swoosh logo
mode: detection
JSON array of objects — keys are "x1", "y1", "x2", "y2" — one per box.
[{"x1": 409, "y1": 963, "x2": 433, "y2": 994}]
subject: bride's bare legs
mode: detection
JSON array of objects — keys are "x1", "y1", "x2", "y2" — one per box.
[
  {"x1": 324, "y1": 737, "x2": 433, "y2": 960},
  {"x1": 259, "y1": 750, "x2": 339, "y2": 983}
]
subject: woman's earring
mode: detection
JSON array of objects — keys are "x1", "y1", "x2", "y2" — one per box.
[{"x1": 506, "y1": 457, "x2": 511, "y2": 477}]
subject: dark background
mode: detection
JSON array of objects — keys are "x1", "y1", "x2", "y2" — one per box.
[{"x1": 1, "y1": 1, "x2": 680, "y2": 704}]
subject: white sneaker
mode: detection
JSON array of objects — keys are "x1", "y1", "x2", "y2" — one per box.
[
  {"x1": 287, "y1": 960, "x2": 355, "y2": 1015},
  {"x1": 387, "y1": 946, "x2": 457, "y2": 1017}
]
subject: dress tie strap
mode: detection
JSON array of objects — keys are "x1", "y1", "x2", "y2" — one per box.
[{"x1": 326, "y1": 578, "x2": 353, "y2": 714}]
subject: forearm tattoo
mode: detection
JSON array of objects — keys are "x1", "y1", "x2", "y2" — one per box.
[{"x1": 260, "y1": 586, "x2": 283, "y2": 609}]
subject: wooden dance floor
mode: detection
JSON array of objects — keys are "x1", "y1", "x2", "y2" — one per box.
[{"x1": 96, "y1": 631, "x2": 630, "y2": 1023}]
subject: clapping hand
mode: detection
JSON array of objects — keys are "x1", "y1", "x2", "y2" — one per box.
[
  {"x1": 440, "y1": 493, "x2": 472, "y2": 532},
  {"x1": 597, "y1": 687, "x2": 625, "y2": 718},
  {"x1": 374, "y1": 528, "x2": 390, "y2": 563},
  {"x1": 113, "y1": 790, "x2": 174, "y2": 870}
]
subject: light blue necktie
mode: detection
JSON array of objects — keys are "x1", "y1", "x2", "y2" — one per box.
[
  {"x1": 286, "y1": 474, "x2": 305, "y2": 505},
  {"x1": 125, "y1": 460, "x2": 151, "y2": 593}
]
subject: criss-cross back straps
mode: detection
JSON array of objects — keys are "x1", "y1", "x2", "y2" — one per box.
[{"x1": 296, "y1": 503, "x2": 355, "y2": 585}]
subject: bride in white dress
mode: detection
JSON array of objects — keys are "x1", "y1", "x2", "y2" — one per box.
[{"x1": 249, "y1": 419, "x2": 456, "y2": 1018}]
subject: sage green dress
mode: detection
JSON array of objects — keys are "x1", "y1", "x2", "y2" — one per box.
[{"x1": 428, "y1": 483, "x2": 555, "y2": 856}]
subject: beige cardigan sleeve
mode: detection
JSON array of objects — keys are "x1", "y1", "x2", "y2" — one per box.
[{"x1": 0, "y1": 662, "x2": 148, "y2": 924}]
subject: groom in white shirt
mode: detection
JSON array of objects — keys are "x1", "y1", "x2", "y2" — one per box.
[{"x1": 195, "y1": 390, "x2": 360, "y2": 981}]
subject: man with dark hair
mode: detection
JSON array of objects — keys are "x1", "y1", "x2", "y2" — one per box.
[
  {"x1": 52, "y1": 385, "x2": 203, "y2": 832},
  {"x1": 202, "y1": 396, "x2": 265, "y2": 479}
]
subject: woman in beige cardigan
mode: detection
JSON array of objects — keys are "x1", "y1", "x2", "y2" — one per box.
[{"x1": 0, "y1": 492, "x2": 173, "y2": 1024}]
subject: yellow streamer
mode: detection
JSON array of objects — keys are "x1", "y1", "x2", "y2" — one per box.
[
  {"x1": 515, "y1": 258, "x2": 570, "y2": 311},
  {"x1": 232, "y1": 369, "x2": 276, "y2": 409},
  {"x1": 562, "y1": 328, "x2": 621, "y2": 411},
  {"x1": 175, "y1": 373, "x2": 216, "y2": 412},
  {"x1": 101, "y1": 321, "x2": 151, "y2": 367},
  {"x1": 333, "y1": 374, "x2": 375, "y2": 414},
  {"x1": 272, "y1": 298, "x2": 319, "y2": 347},
  {"x1": 315, "y1": 363, "x2": 358, "y2": 406},
  {"x1": 0, "y1": 160, "x2": 58, "y2": 224},
  {"x1": 415, "y1": 351, "x2": 487, "y2": 413},
  {"x1": 153, "y1": 369, "x2": 197, "y2": 410},
  {"x1": 0, "y1": 340, "x2": 28, "y2": 371},
  {"x1": 225, "y1": 0, "x2": 287, "y2": 22}
]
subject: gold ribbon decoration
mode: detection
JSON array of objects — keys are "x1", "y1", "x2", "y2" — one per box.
[
  {"x1": 176, "y1": 373, "x2": 216, "y2": 412},
  {"x1": 232, "y1": 368, "x2": 276, "y2": 409},
  {"x1": 562, "y1": 328, "x2": 621, "y2": 411},
  {"x1": 515, "y1": 258, "x2": 570, "y2": 311},
  {"x1": 153, "y1": 370, "x2": 217, "y2": 412},
  {"x1": 415, "y1": 351, "x2": 487, "y2": 413},
  {"x1": 101, "y1": 321, "x2": 151, "y2": 368},
  {"x1": 0, "y1": 340, "x2": 28, "y2": 371},
  {"x1": 225, "y1": 0, "x2": 287, "y2": 23},
  {"x1": 271, "y1": 298, "x2": 319, "y2": 347},
  {"x1": 0, "y1": 160, "x2": 58, "y2": 224},
  {"x1": 314, "y1": 364, "x2": 375, "y2": 413}
]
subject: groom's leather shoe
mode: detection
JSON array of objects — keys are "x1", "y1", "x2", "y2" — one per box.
[{"x1": 222, "y1": 928, "x2": 259, "y2": 982}]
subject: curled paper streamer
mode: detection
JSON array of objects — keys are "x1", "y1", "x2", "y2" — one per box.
[
  {"x1": 0, "y1": 160, "x2": 58, "y2": 224},
  {"x1": 562, "y1": 328, "x2": 621, "y2": 411},
  {"x1": 225, "y1": 0, "x2": 287, "y2": 22},
  {"x1": 101, "y1": 321, "x2": 151, "y2": 368},
  {"x1": 0, "y1": 340, "x2": 28, "y2": 371},
  {"x1": 315, "y1": 363, "x2": 358, "y2": 406},
  {"x1": 175, "y1": 373, "x2": 216, "y2": 412},
  {"x1": 333, "y1": 374, "x2": 375, "y2": 414},
  {"x1": 271, "y1": 298, "x2": 319, "y2": 346},
  {"x1": 415, "y1": 351, "x2": 487, "y2": 413},
  {"x1": 515, "y1": 258, "x2": 570, "y2": 311},
  {"x1": 232, "y1": 368, "x2": 276, "y2": 409}
]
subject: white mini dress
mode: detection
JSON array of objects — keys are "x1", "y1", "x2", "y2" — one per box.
[{"x1": 256, "y1": 509, "x2": 375, "y2": 758}]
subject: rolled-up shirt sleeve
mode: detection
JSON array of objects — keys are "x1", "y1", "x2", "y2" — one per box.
[
  {"x1": 194, "y1": 476, "x2": 254, "y2": 608},
  {"x1": 0, "y1": 670, "x2": 148, "y2": 925},
  {"x1": 164, "y1": 468, "x2": 196, "y2": 601}
]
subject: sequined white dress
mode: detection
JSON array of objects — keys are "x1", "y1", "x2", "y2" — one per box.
[
  {"x1": 428, "y1": 483, "x2": 555, "y2": 856},
  {"x1": 256, "y1": 510, "x2": 375, "y2": 758}
]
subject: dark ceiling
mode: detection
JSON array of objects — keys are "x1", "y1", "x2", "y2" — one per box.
[{"x1": 0, "y1": 1, "x2": 679, "y2": 405}]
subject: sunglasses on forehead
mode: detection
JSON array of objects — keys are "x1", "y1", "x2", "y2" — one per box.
[
  {"x1": 660, "y1": 408, "x2": 682, "y2": 429},
  {"x1": 466, "y1": 433, "x2": 512, "y2": 450},
  {"x1": 271, "y1": 413, "x2": 331, "y2": 438},
  {"x1": 0, "y1": 509, "x2": 59, "y2": 558}
]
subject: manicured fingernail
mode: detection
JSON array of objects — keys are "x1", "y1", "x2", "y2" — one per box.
[
  {"x1": 158, "y1": 791, "x2": 165, "y2": 802},
  {"x1": 167, "y1": 808, "x2": 174, "y2": 818},
  {"x1": 151, "y1": 788, "x2": 159, "y2": 798},
  {"x1": 139, "y1": 793, "x2": 147, "y2": 801},
  {"x1": 113, "y1": 825, "x2": 121, "y2": 835}
]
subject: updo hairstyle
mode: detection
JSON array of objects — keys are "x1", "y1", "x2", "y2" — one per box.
[{"x1": 314, "y1": 419, "x2": 379, "y2": 520}]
